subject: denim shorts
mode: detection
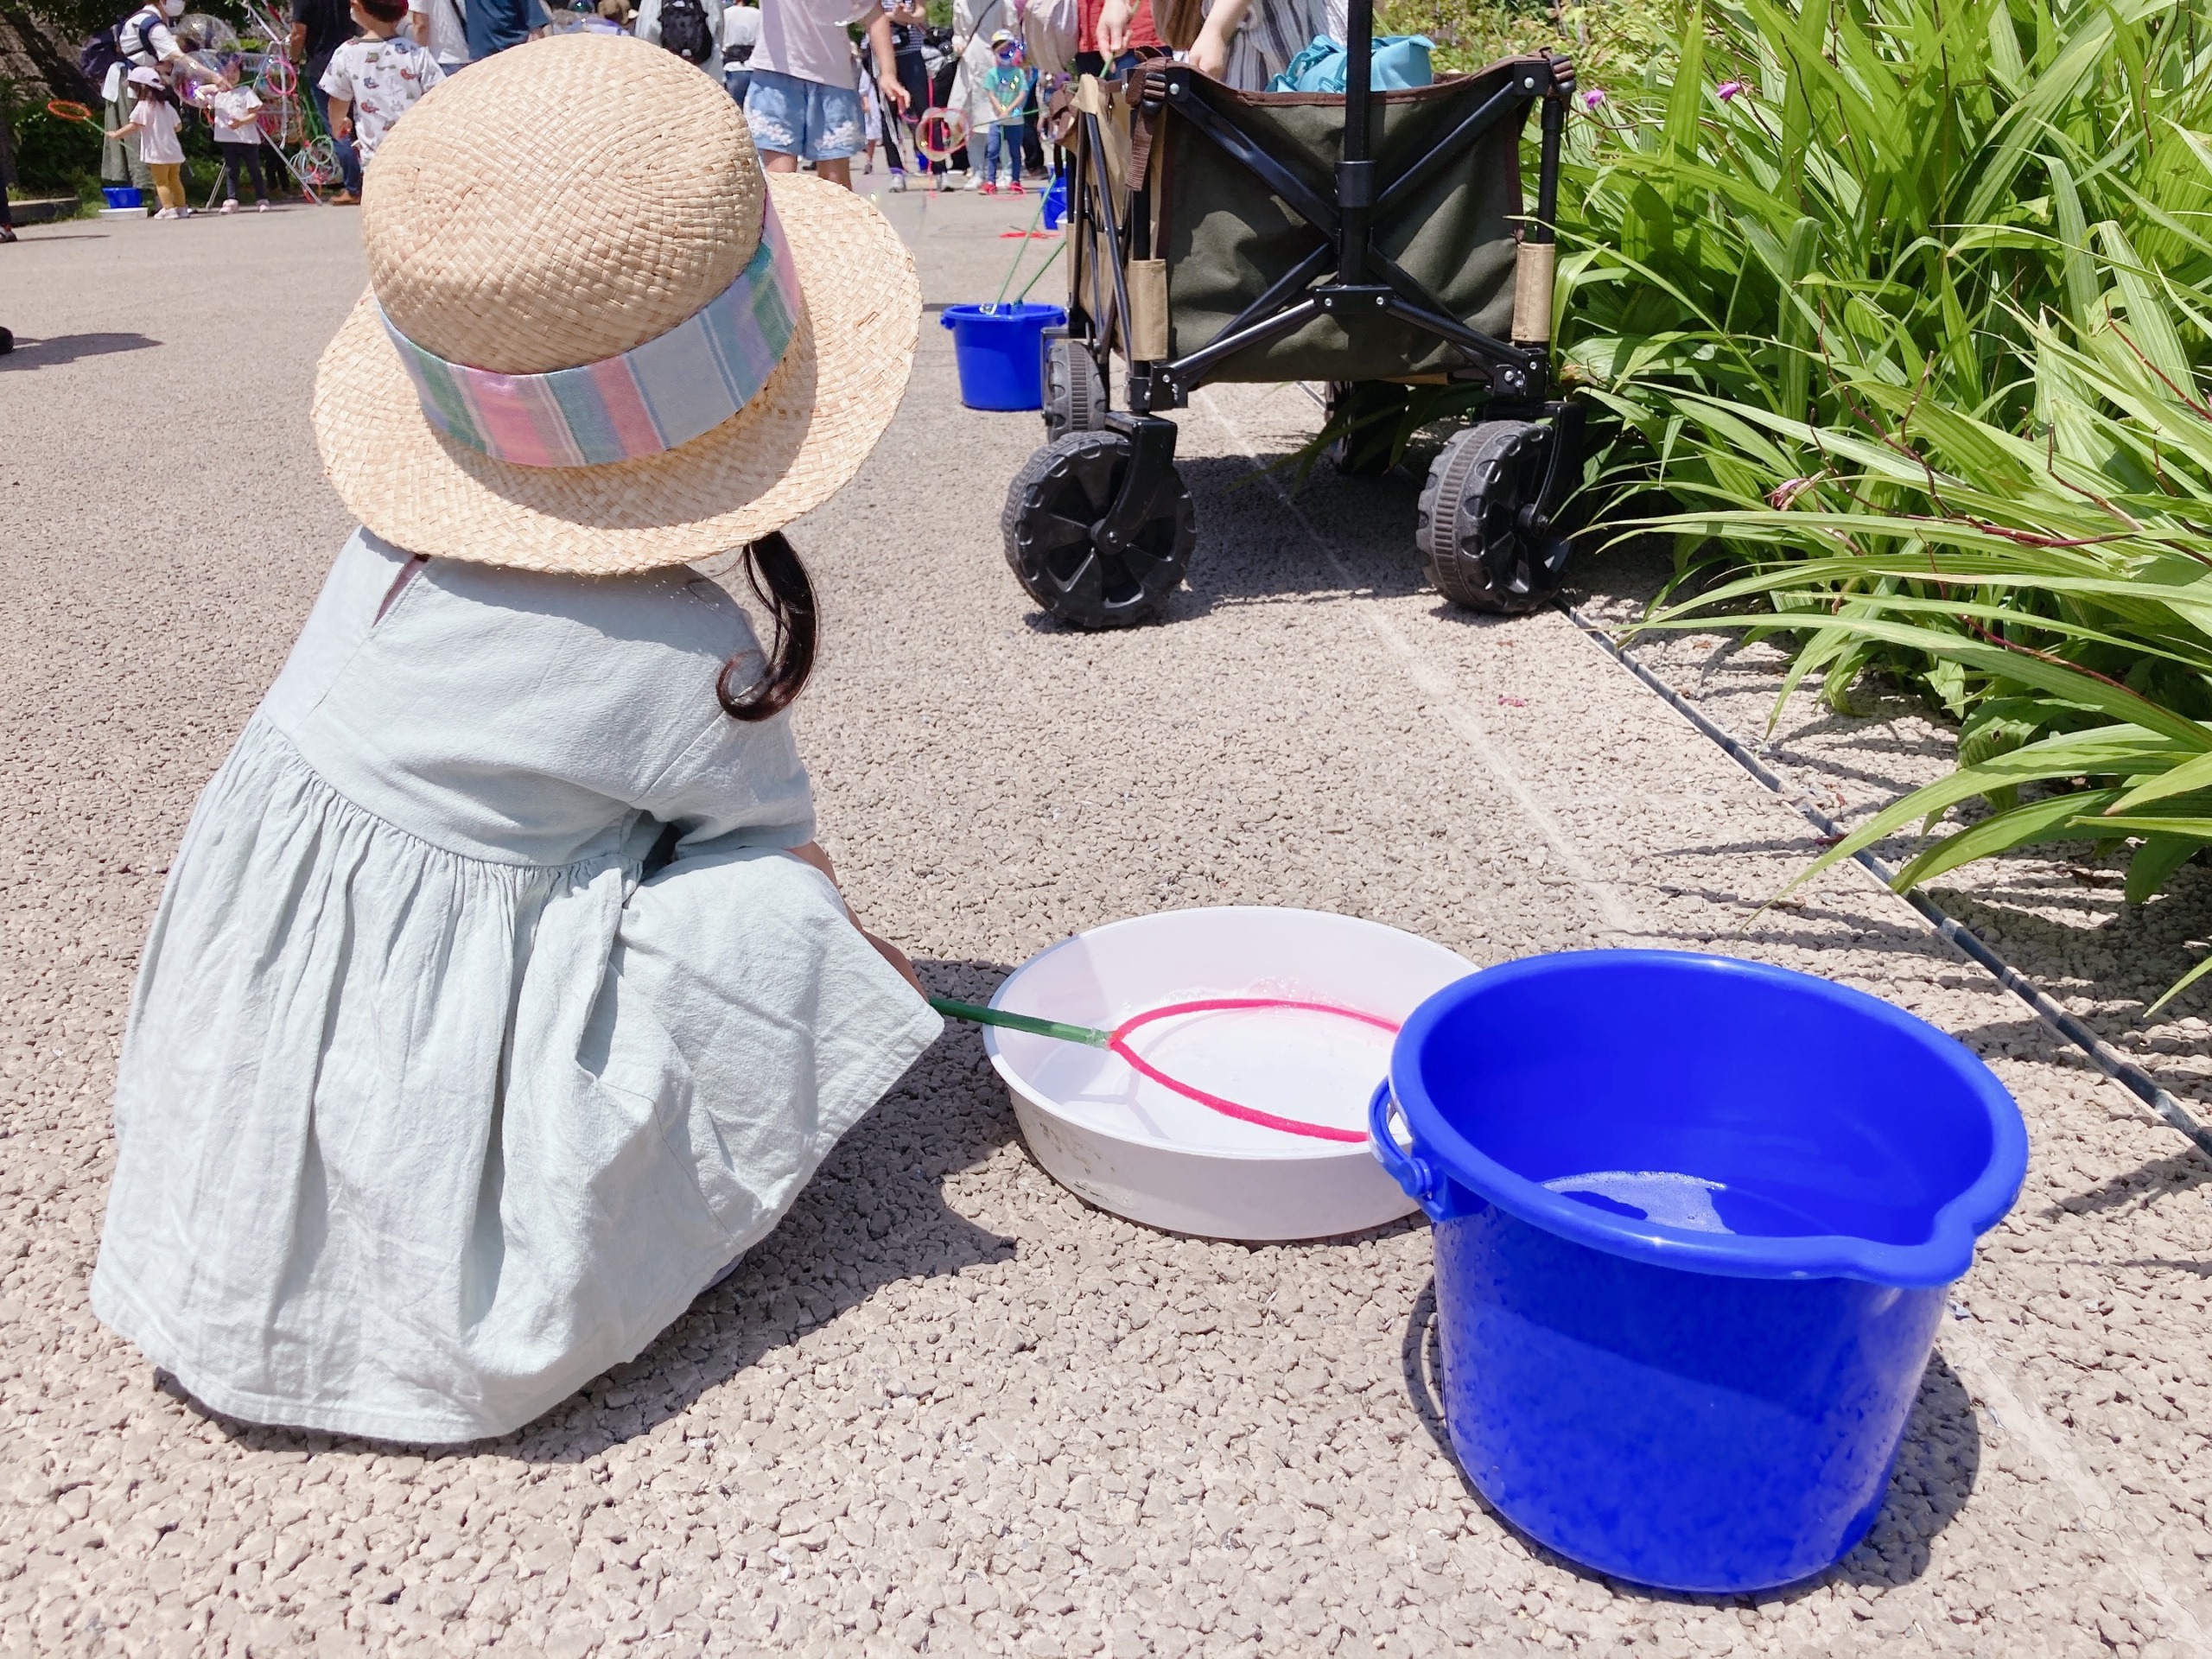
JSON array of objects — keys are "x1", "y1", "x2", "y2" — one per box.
[{"x1": 744, "y1": 67, "x2": 863, "y2": 162}]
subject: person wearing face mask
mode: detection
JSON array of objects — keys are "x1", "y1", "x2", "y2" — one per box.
[
  {"x1": 118, "y1": 0, "x2": 223, "y2": 84},
  {"x1": 100, "y1": 0, "x2": 220, "y2": 200}
]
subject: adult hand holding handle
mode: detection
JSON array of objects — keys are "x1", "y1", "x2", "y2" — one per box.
[{"x1": 1096, "y1": 0, "x2": 1129, "y2": 54}]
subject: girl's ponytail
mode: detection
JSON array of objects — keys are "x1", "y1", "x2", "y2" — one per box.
[{"x1": 715, "y1": 531, "x2": 817, "y2": 721}]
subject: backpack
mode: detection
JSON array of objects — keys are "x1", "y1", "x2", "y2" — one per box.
[
  {"x1": 658, "y1": 0, "x2": 714, "y2": 66},
  {"x1": 77, "y1": 10, "x2": 158, "y2": 92}
]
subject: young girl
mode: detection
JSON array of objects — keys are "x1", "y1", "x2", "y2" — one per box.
[
  {"x1": 91, "y1": 33, "x2": 938, "y2": 1445},
  {"x1": 198, "y1": 67, "x2": 270, "y2": 212},
  {"x1": 105, "y1": 67, "x2": 188, "y2": 218}
]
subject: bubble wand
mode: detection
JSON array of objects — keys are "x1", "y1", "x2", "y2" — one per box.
[
  {"x1": 928, "y1": 995, "x2": 1394, "y2": 1144},
  {"x1": 985, "y1": 188, "x2": 1049, "y2": 311}
]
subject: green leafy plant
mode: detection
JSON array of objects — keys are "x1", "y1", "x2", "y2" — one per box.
[
  {"x1": 1558, "y1": 0, "x2": 2212, "y2": 518},
  {"x1": 1633, "y1": 257, "x2": 2212, "y2": 1008}
]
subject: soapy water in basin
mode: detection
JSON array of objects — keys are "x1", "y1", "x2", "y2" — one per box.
[
  {"x1": 1545, "y1": 1171, "x2": 1734, "y2": 1234},
  {"x1": 1019, "y1": 998, "x2": 1400, "y2": 1153}
]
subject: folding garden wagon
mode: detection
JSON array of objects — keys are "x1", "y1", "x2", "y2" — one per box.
[{"x1": 1002, "y1": 3, "x2": 1581, "y2": 628}]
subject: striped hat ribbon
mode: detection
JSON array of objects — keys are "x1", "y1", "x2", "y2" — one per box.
[{"x1": 381, "y1": 197, "x2": 804, "y2": 469}]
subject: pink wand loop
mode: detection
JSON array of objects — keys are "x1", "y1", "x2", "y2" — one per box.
[{"x1": 1107, "y1": 999, "x2": 1401, "y2": 1144}]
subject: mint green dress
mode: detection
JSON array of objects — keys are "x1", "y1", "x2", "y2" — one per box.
[{"x1": 90, "y1": 530, "x2": 941, "y2": 1444}]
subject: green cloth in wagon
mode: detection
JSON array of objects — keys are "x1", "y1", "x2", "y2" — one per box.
[{"x1": 1150, "y1": 60, "x2": 1531, "y2": 382}]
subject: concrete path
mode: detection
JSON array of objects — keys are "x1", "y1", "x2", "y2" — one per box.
[{"x1": 0, "y1": 197, "x2": 2206, "y2": 1658}]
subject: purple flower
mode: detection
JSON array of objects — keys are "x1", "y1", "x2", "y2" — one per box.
[
  {"x1": 1717, "y1": 79, "x2": 1745, "y2": 101},
  {"x1": 1582, "y1": 87, "x2": 1606, "y2": 111}
]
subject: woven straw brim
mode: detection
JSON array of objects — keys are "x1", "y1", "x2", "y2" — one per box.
[{"x1": 311, "y1": 174, "x2": 919, "y2": 575}]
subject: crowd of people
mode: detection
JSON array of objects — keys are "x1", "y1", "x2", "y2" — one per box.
[
  {"x1": 31, "y1": 0, "x2": 1350, "y2": 232},
  {"x1": 76, "y1": 0, "x2": 1157, "y2": 221}
]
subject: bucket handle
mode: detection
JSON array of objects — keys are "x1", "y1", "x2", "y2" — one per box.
[{"x1": 1368, "y1": 1081, "x2": 1484, "y2": 1224}]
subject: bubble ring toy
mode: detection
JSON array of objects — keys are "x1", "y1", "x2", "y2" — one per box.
[
  {"x1": 299, "y1": 136, "x2": 343, "y2": 187},
  {"x1": 256, "y1": 54, "x2": 297, "y2": 98},
  {"x1": 914, "y1": 106, "x2": 968, "y2": 163}
]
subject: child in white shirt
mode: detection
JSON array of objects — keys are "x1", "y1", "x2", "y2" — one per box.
[
  {"x1": 320, "y1": 0, "x2": 448, "y2": 203},
  {"x1": 198, "y1": 70, "x2": 271, "y2": 212},
  {"x1": 105, "y1": 67, "x2": 188, "y2": 217}
]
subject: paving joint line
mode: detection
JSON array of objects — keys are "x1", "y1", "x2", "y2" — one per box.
[
  {"x1": 1192, "y1": 391, "x2": 1639, "y2": 940},
  {"x1": 1939, "y1": 1315, "x2": 2212, "y2": 1653}
]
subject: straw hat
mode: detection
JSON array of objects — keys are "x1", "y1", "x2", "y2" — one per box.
[{"x1": 311, "y1": 33, "x2": 920, "y2": 575}]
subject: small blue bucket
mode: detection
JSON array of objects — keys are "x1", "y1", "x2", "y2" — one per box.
[
  {"x1": 103, "y1": 185, "x2": 143, "y2": 209},
  {"x1": 941, "y1": 302, "x2": 1066, "y2": 410},
  {"x1": 1372, "y1": 950, "x2": 2026, "y2": 1592}
]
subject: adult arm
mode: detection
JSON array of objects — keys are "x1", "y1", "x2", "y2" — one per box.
[
  {"x1": 866, "y1": 11, "x2": 907, "y2": 111},
  {"x1": 950, "y1": 0, "x2": 990, "y2": 56},
  {"x1": 1186, "y1": 0, "x2": 1249, "y2": 77},
  {"x1": 1096, "y1": 0, "x2": 1128, "y2": 53},
  {"x1": 320, "y1": 55, "x2": 353, "y2": 137}
]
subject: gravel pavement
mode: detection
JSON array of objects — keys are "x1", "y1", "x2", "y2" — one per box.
[{"x1": 1, "y1": 196, "x2": 2208, "y2": 1658}]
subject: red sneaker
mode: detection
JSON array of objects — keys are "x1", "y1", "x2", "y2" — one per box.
[
  {"x1": 1008, "y1": 181, "x2": 1027, "y2": 194},
  {"x1": 977, "y1": 181, "x2": 998, "y2": 196}
]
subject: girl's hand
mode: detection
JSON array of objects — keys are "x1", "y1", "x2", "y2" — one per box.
[
  {"x1": 786, "y1": 840, "x2": 838, "y2": 887},
  {"x1": 781, "y1": 842, "x2": 922, "y2": 994},
  {"x1": 879, "y1": 68, "x2": 910, "y2": 112},
  {"x1": 861, "y1": 928, "x2": 926, "y2": 997}
]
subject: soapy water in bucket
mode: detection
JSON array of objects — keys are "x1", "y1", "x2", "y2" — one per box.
[{"x1": 1545, "y1": 1170, "x2": 1734, "y2": 1234}]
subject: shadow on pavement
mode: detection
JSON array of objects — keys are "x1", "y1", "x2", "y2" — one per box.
[
  {"x1": 1399, "y1": 1275, "x2": 1981, "y2": 1600},
  {"x1": 0, "y1": 330, "x2": 162, "y2": 369},
  {"x1": 162, "y1": 957, "x2": 1025, "y2": 1462}
]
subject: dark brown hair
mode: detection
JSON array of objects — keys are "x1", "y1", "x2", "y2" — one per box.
[{"x1": 715, "y1": 532, "x2": 817, "y2": 721}]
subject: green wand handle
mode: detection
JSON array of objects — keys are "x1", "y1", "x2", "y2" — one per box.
[{"x1": 927, "y1": 995, "x2": 1111, "y2": 1048}]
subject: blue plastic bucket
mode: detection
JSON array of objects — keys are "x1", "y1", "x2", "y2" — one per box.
[
  {"x1": 103, "y1": 185, "x2": 143, "y2": 209},
  {"x1": 941, "y1": 302, "x2": 1066, "y2": 410},
  {"x1": 1372, "y1": 950, "x2": 2026, "y2": 1592}
]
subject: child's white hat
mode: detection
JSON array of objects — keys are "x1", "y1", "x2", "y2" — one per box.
[
  {"x1": 311, "y1": 34, "x2": 920, "y2": 575},
  {"x1": 127, "y1": 65, "x2": 163, "y2": 86}
]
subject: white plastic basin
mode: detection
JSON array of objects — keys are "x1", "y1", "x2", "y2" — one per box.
[{"x1": 986, "y1": 906, "x2": 1478, "y2": 1240}]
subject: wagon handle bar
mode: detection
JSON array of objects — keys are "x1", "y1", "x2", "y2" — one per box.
[{"x1": 1082, "y1": 107, "x2": 1138, "y2": 368}]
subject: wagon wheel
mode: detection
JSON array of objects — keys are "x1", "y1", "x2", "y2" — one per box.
[
  {"x1": 1416, "y1": 420, "x2": 1571, "y2": 614},
  {"x1": 1001, "y1": 431, "x2": 1196, "y2": 630},
  {"x1": 1324, "y1": 381, "x2": 1412, "y2": 477},
  {"x1": 1042, "y1": 334, "x2": 1106, "y2": 442}
]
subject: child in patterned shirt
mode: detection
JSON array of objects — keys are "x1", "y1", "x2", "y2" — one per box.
[{"x1": 319, "y1": 0, "x2": 447, "y2": 203}]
